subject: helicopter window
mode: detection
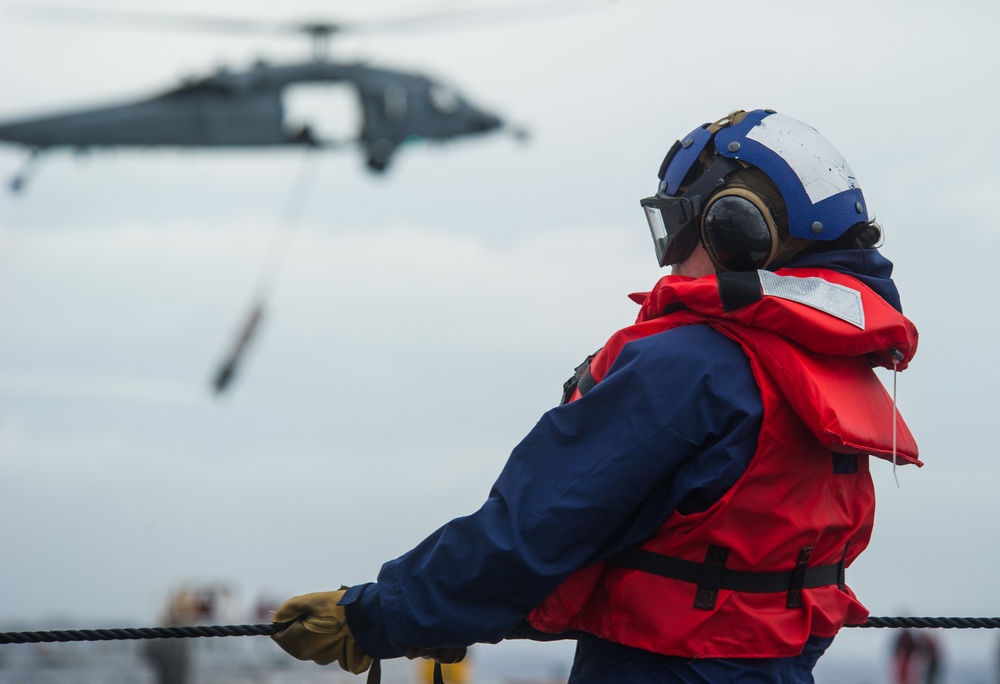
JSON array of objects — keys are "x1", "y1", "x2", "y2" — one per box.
[
  {"x1": 384, "y1": 82, "x2": 409, "y2": 123},
  {"x1": 282, "y1": 84, "x2": 359, "y2": 145},
  {"x1": 429, "y1": 83, "x2": 459, "y2": 114}
]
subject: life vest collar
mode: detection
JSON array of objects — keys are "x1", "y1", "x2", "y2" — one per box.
[{"x1": 628, "y1": 268, "x2": 917, "y2": 371}]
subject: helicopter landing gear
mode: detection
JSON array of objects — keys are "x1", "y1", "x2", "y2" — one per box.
[
  {"x1": 366, "y1": 155, "x2": 389, "y2": 172},
  {"x1": 9, "y1": 148, "x2": 43, "y2": 194},
  {"x1": 364, "y1": 139, "x2": 397, "y2": 174}
]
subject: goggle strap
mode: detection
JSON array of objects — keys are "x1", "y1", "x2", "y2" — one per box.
[
  {"x1": 671, "y1": 197, "x2": 695, "y2": 227},
  {"x1": 681, "y1": 156, "x2": 742, "y2": 202}
]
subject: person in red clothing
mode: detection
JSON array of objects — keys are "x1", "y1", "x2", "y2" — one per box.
[
  {"x1": 269, "y1": 109, "x2": 919, "y2": 683},
  {"x1": 892, "y1": 628, "x2": 942, "y2": 684}
]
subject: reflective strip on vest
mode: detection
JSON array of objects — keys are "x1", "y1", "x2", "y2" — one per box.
[{"x1": 758, "y1": 270, "x2": 865, "y2": 329}]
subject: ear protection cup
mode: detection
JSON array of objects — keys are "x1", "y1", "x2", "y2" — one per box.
[{"x1": 700, "y1": 185, "x2": 780, "y2": 271}]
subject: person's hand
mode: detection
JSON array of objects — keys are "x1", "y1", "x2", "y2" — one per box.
[{"x1": 270, "y1": 590, "x2": 372, "y2": 674}]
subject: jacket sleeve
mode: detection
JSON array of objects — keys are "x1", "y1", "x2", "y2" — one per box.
[{"x1": 341, "y1": 324, "x2": 763, "y2": 657}]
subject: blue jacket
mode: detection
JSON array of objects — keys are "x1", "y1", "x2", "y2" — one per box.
[{"x1": 341, "y1": 249, "x2": 903, "y2": 683}]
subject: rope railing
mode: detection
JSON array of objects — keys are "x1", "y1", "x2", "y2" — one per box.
[
  {"x1": 851, "y1": 616, "x2": 1000, "y2": 629},
  {"x1": 0, "y1": 622, "x2": 286, "y2": 645},
  {"x1": 2, "y1": 616, "x2": 1000, "y2": 645}
]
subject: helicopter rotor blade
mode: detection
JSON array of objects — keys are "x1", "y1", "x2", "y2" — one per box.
[
  {"x1": 340, "y1": 0, "x2": 609, "y2": 36},
  {"x1": 7, "y1": 4, "x2": 342, "y2": 37},
  {"x1": 8, "y1": 0, "x2": 613, "y2": 41}
]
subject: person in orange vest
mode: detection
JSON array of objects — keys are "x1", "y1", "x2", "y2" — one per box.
[{"x1": 270, "y1": 109, "x2": 919, "y2": 683}]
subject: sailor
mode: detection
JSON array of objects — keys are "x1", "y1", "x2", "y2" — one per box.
[{"x1": 270, "y1": 109, "x2": 920, "y2": 683}]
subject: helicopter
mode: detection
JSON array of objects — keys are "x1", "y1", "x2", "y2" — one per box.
[
  {"x1": 0, "y1": 6, "x2": 536, "y2": 192},
  {"x1": 0, "y1": 2, "x2": 594, "y2": 394}
]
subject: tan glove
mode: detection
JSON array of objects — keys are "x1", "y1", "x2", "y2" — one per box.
[{"x1": 270, "y1": 590, "x2": 372, "y2": 674}]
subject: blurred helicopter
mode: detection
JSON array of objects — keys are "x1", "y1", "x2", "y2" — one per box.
[
  {"x1": 0, "y1": 2, "x2": 596, "y2": 396},
  {"x1": 0, "y1": 5, "x2": 536, "y2": 192}
]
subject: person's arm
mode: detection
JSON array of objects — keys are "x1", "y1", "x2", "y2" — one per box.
[{"x1": 342, "y1": 324, "x2": 763, "y2": 657}]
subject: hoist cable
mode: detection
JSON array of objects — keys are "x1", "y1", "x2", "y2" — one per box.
[
  {"x1": 250, "y1": 149, "x2": 324, "y2": 304},
  {"x1": 211, "y1": 149, "x2": 323, "y2": 394}
]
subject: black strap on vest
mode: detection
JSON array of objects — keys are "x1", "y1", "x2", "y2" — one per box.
[
  {"x1": 786, "y1": 547, "x2": 813, "y2": 609},
  {"x1": 561, "y1": 351, "x2": 599, "y2": 404},
  {"x1": 837, "y1": 541, "x2": 850, "y2": 592},
  {"x1": 694, "y1": 546, "x2": 729, "y2": 610},
  {"x1": 716, "y1": 270, "x2": 764, "y2": 312},
  {"x1": 575, "y1": 367, "x2": 597, "y2": 399},
  {"x1": 608, "y1": 546, "x2": 847, "y2": 611},
  {"x1": 367, "y1": 659, "x2": 381, "y2": 684},
  {"x1": 367, "y1": 657, "x2": 444, "y2": 684}
]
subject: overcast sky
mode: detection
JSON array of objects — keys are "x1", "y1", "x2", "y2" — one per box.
[{"x1": 1, "y1": 0, "x2": 999, "y2": 680}]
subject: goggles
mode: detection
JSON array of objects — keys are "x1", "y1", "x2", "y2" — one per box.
[
  {"x1": 640, "y1": 194, "x2": 702, "y2": 267},
  {"x1": 640, "y1": 157, "x2": 742, "y2": 267}
]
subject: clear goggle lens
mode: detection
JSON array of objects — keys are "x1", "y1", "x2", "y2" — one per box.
[{"x1": 640, "y1": 196, "x2": 700, "y2": 267}]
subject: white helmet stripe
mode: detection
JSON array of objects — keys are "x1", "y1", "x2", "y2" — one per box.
[{"x1": 745, "y1": 113, "x2": 861, "y2": 205}]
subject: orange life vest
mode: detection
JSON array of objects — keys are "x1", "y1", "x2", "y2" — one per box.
[{"x1": 527, "y1": 268, "x2": 919, "y2": 658}]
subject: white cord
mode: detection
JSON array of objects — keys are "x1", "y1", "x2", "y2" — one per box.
[{"x1": 891, "y1": 353, "x2": 900, "y2": 488}]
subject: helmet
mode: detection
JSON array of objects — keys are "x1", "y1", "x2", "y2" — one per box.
[{"x1": 640, "y1": 109, "x2": 869, "y2": 270}]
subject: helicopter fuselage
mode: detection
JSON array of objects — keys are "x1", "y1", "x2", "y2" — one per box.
[{"x1": 0, "y1": 59, "x2": 506, "y2": 173}]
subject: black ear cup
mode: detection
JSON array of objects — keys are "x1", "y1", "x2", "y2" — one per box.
[{"x1": 700, "y1": 187, "x2": 779, "y2": 271}]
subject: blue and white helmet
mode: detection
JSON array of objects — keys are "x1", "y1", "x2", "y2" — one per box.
[{"x1": 641, "y1": 109, "x2": 870, "y2": 269}]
